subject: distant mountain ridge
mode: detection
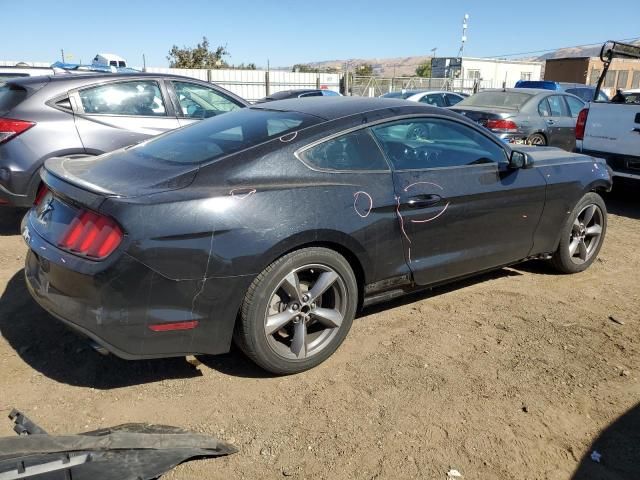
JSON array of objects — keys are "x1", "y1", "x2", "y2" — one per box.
[{"x1": 293, "y1": 39, "x2": 640, "y2": 77}]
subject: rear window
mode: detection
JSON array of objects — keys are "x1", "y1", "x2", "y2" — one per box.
[
  {"x1": 0, "y1": 83, "x2": 27, "y2": 111},
  {"x1": 128, "y1": 108, "x2": 320, "y2": 165},
  {"x1": 458, "y1": 91, "x2": 533, "y2": 109}
]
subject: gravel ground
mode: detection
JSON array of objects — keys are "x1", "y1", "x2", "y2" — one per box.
[{"x1": 0, "y1": 189, "x2": 638, "y2": 480}]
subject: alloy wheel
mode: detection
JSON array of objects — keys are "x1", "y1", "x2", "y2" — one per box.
[
  {"x1": 568, "y1": 204, "x2": 604, "y2": 264},
  {"x1": 264, "y1": 264, "x2": 347, "y2": 360}
]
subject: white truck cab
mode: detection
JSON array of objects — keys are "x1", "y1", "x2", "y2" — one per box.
[
  {"x1": 91, "y1": 53, "x2": 127, "y2": 69},
  {"x1": 575, "y1": 41, "x2": 640, "y2": 180}
]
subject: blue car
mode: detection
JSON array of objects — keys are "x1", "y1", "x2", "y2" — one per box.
[{"x1": 515, "y1": 80, "x2": 609, "y2": 102}]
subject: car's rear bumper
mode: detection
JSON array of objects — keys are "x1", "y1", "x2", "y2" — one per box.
[{"x1": 22, "y1": 220, "x2": 252, "y2": 359}]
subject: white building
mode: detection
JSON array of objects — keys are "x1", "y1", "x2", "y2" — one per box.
[{"x1": 432, "y1": 57, "x2": 543, "y2": 89}]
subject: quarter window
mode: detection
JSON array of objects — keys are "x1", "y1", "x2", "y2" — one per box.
[
  {"x1": 300, "y1": 129, "x2": 388, "y2": 171},
  {"x1": 444, "y1": 93, "x2": 463, "y2": 106},
  {"x1": 79, "y1": 80, "x2": 166, "y2": 116},
  {"x1": 172, "y1": 81, "x2": 242, "y2": 119},
  {"x1": 371, "y1": 118, "x2": 506, "y2": 170}
]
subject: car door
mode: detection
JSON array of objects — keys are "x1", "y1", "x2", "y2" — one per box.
[
  {"x1": 563, "y1": 95, "x2": 586, "y2": 151},
  {"x1": 545, "y1": 95, "x2": 575, "y2": 150},
  {"x1": 371, "y1": 116, "x2": 546, "y2": 286},
  {"x1": 72, "y1": 78, "x2": 180, "y2": 153},
  {"x1": 167, "y1": 80, "x2": 245, "y2": 127}
]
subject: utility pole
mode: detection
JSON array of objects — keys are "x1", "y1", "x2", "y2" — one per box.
[
  {"x1": 61, "y1": 49, "x2": 65, "y2": 63},
  {"x1": 142, "y1": 53, "x2": 147, "y2": 72}
]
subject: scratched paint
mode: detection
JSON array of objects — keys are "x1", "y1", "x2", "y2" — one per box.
[
  {"x1": 229, "y1": 188, "x2": 257, "y2": 200},
  {"x1": 353, "y1": 191, "x2": 373, "y2": 218},
  {"x1": 403, "y1": 181, "x2": 450, "y2": 224},
  {"x1": 279, "y1": 131, "x2": 298, "y2": 143}
]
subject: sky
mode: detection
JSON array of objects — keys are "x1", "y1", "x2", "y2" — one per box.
[{"x1": 1, "y1": 0, "x2": 639, "y2": 69}]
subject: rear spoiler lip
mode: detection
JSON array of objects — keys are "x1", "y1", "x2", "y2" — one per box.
[{"x1": 41, "y1": 159, "x2": 112, "y2": 212}]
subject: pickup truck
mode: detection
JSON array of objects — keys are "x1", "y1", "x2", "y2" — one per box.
[{"x1": 575, "y1": 41, "x2": 640, "y2": 180}]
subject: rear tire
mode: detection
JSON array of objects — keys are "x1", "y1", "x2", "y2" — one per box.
[
  {"x1": 527, "y1": 133, "x2": 547, "y2": 146},
  {"x1": 235, "y1": 247, "x2": 358, "y2": 375},
  {"x1": 550, "y1": 192, "x2": 607, "y2": 274}
]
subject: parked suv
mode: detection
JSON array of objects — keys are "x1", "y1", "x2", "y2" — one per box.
[{"x1": 0, "y1": 73, "x2": 248, "y2": 207}]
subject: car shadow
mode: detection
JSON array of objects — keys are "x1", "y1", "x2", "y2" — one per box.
[
  {"x1": 0, "y1": 269, "x2": 203, "y2": 389},
  {"x1": 571, "y1": 402, "x2": 640, "y2": 479},
  {"x1": 0, "y1": 208, "x2": 27, "y2": 236},
  {"x1": 604, "y1": 184, "x2": 640, "y2": 220}
]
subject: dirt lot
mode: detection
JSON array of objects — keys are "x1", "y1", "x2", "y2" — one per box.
[{"x1": 0, "y1": 190, "x2": 638, "y2": 480}]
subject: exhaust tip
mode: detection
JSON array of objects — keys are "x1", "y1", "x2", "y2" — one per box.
[{"x1": 88, "y1": 340, "x2": 109, "y2": 356}]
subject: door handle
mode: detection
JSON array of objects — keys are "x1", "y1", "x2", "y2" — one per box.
[
  {"x1": 545, "y1": 119, "x2": 555, "y2": 125},
  {"x1": 406, "y1": 194, "x2": 442, "y2": 208}
]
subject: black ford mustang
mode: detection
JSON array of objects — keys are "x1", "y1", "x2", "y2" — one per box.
[{"x1": 22, "y1": 97, "x2": 612, "y2": 374}]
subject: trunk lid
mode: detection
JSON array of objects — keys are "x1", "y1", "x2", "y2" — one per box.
[
  {"x1": 43, "y1": 148, "x2": 199, "y2": 199},
  {"x1": 450, "y1": 106, "x2": 515, "y2": 127}
]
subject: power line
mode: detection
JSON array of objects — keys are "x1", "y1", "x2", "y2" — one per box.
[{"x1": 482, "y1": 36, "x2": 640, "y2": 59}]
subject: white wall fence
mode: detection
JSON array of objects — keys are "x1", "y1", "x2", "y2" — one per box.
[
  {"x1": 351, "y1": 76, "x2": 497, "y2": 97},
  {"x1": 145, "y1": 67, "x2": 341, "y2": 102}
]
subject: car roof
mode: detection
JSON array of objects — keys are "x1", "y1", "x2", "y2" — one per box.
[
  {"x1": 251, "y1": 96, "x2": 452, "y2": 121},
  {"x1": 482, "y1": 88, "x2": 563, "y2": 96},
  {"x1": 6, "y1": 71, "x2": 213, "y2": 87}
]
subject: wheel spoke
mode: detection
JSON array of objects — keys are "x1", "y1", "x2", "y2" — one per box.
[
  {"x1": 291, "y1": 321, "x2": 307, "y2": 359},
  {"x1": 311, "y1": 308, "x2": 343, "y2": 329},
  {"x1": 308, "y1": 271, "x2": 338, "y2": 303},
  {"x1": 265, "y1": 310, "x2": 297, "y2": 335},
  {"x1": 578, "y1": 239, "x2": 588, "y2": 261},
  {"x1": 281, "y1": 271, "x2": 302, "y2": 303},
  {"x1": 569, "y1": 238, "x2": 580, "y2": 257},
  {"x1": 582, "y1": 205, "x2": 596, "y2": 226},
  {"x1": 586, "y1": 224, "x2": 602, "y2": 236}
]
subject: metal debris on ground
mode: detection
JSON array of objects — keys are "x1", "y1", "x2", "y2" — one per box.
[
  {"x1": 608, "y1": 316, "x2": 625, "y2": 325},
  {"x1": 447, "y1": 468, "x2": 463, "y2": 478},
  {"x1": 0, "y1": 408, "x2": 236, "y2": 480}
]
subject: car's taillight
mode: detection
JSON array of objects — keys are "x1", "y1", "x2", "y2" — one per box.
[
  {"x1": 576, "y1": 108, "x2": 589, "y2": 141},
  {"x1": 486, "y1": 119, "x2": 518, "y2": 133},
  {"x1": 0, "y1": 118, "x2": 35, "y2": 145},
  {"x1": 34, "y1": 185, "x2": 48, "y2": 206},
  {"x1": 59, "y1": 210, "x2": 123, "y2": 259}
]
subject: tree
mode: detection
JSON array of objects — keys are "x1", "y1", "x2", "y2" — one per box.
[
  {"x1": 415, "y1": 61, "x2": 432, "y2": 78},
  {"x1": 291, "y1": 64, "x2": 318, "y2": 73},
  {"x1": 355, "y1": 63, "x2": 374, "y2": 76},
  {"x1": 231, "y1": 63, "x2": 257, "y2": 70},
  {"x1": 167, "y1": 36, "x2": 229, "y2": 69}
]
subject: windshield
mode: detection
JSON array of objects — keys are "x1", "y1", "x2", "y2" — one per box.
[
  {"x1": 457, "y1": 91, "x2": 534, "y2": 109},
  {"x1": 127, "y1": 108, "x2": 321, "y2": 165}
]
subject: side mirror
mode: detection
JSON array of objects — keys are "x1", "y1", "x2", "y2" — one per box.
[{"x1": 509, "y1": 150, "x2": 532, "y2": 169}]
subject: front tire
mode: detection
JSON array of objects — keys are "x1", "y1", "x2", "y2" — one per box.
[
  {"x1": 235, "y1": 247, "x2": 358, "y2": 375},
  {"x1": 550, "y1": 192, "x2": 607, "y2": 273}
]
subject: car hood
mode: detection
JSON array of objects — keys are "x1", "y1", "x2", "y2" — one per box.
[
  {"x1": 44, "y1": 149, "x2": 198, "y2": 198},
  {"x1": 516, "y1": 146, "x2": 607, "y2": 167}
]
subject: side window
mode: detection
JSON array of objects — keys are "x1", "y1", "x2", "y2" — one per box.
[
  {"x1": 565, "y1": 96, "x2": 585, "y2": 118},
  {"x1": 445, "y1": 93, "x2": 463, "y2": 106},
  {"x1": 547, "y1": 95, "x2": 566, "y2": 116},
  {"x1": 371, "y1": 118, "x2": 507, "y2": 170},
  {"x1": 299, "y1": 129, "x2": 389, "y2": 171},
  {"x1": 173, "y1": 81, "x2": 242, "y2": 119},
  {"x1": 79, "y1": 81, "x2": 166, "y2": 116},
  {"x1": 538, "y1": 99, "x2": 551, "y2": 117},
  {"x1": 299, "y1": 91, "x2": 323, "y2": 98},
  {"x1": 420, "y1": 94, "x2": 445, "y2": 107},
  {"x1": 322, "y1": 90, "x2": 340, "y2": 97}
]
